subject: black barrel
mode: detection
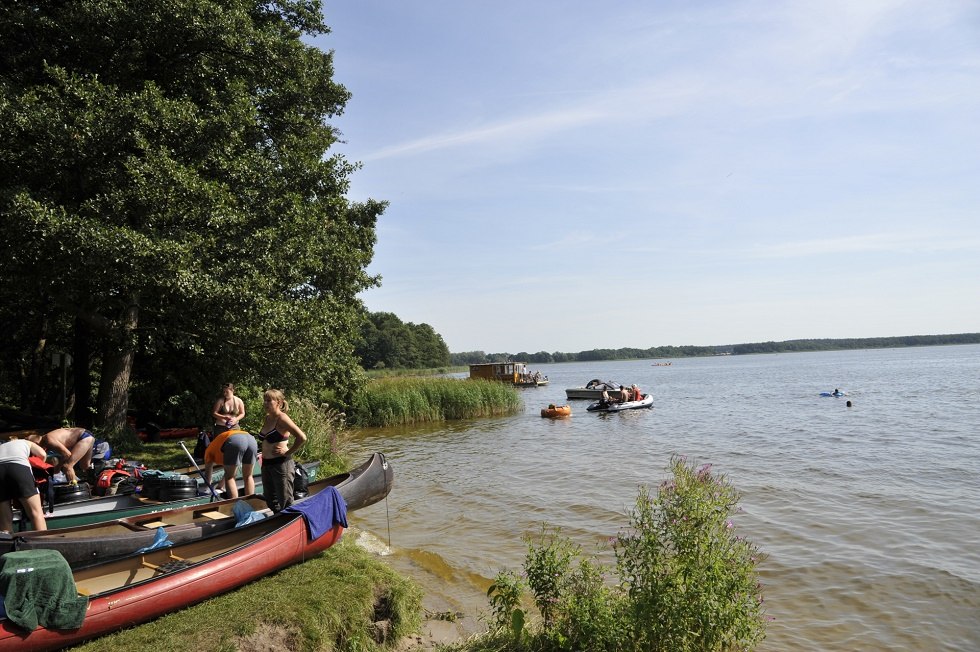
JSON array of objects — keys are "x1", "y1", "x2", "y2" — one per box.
[
  {"x1": 141, "y1": 474, "x2": 163, "y2": 500},
  {"x1": 53, "y1": 482, "x2": 92, "y2": 504},
  {"x1": 159, "y1": 476, "x2": 199, "y2": 501}
]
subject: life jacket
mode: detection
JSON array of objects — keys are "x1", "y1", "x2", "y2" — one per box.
[
  {"x1": 94, "y1": 468, "x2": 133, "y2": 496},
  {"x1": 28, "y1": 456, "x2": 56, "y2": 512}
]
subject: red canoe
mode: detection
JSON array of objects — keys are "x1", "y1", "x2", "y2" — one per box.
[{"x1": 0, "y1": 488, "x2": 345, "y2": 651}]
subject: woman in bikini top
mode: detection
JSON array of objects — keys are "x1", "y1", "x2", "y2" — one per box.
[
  {"x1": 259, "y1": 390, "x2": 306, "y2": 462},
  {"x1": 212, "y1": 383, "x2": 245, "y2": 431}
]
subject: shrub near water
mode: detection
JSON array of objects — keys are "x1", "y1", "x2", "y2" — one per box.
[
  {"x1": 480, "y1": 456, "x2": 768, "y2": 652},
  {"x1": 350, "y1": 377, "x2": 522, "y2": 427}
]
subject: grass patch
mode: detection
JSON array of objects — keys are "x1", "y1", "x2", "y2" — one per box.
[
  {"x1": 349, "y1": 377, "x2": 523, "y2": 427},
  {"x1": 67, "y1": 535, "x2": 423, "y2": 652}
]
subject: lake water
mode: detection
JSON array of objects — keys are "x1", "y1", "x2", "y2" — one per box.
[{"x1": 347, "y1": 345, "x2": 980, "y2": 650}]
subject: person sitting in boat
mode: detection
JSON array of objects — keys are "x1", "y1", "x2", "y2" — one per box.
[
  {"x1": 600, "y1": 389, "x2": 612, "y2": 407},
  {"x1": 619, "y1": 385, "x2": 630, "y2": 402},
  {"x1": 632, "y1": 384, "x2": 641, "y2": 400}
]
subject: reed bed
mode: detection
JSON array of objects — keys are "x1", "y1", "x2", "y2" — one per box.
[{"x1": 351, "y1": 377, "x2": 523, "y2": 427}]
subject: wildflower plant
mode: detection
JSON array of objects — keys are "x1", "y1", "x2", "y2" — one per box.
[
  {"x1": 487, "y1": 569, "x2": 527, "y2": 639},
  {"x1": 614, "y1": 455, "x2": 767, "y2": 650},
  {"x1": 485, "y1": 455, "x2": 767, "y2": 651}
]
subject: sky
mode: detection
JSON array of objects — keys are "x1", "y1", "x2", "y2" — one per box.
[{"x1": 313, "y1": 0, "x2": 980, "y2": 354}]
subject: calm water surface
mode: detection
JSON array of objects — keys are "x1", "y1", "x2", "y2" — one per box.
[{"x1": 347, "y1": 345, "x2": 980, "y2": 650}]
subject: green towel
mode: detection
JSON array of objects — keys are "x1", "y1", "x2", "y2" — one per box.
[{"x1": 0, "y1": 549, "x2": 89, "y2": 631}]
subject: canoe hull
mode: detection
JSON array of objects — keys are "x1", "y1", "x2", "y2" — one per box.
[{"x1": 0, "y1": 513, "x2": 343, "y2": 651}]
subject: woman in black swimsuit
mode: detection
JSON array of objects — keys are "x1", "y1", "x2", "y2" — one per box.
[{"x1": 259, "y1": 388, "x2": 307, "y2": 512}]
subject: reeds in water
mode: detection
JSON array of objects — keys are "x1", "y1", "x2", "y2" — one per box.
[{"x1": 351, "y1": 377, "x2": 523, "y2": 427}]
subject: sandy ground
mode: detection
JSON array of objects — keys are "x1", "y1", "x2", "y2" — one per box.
[
  {"x1": 350, "y1": 528, "x2": 480, "y2": 651},
  {"x1": 395, "y1": 618, "x2": 468, "y2": 651}
]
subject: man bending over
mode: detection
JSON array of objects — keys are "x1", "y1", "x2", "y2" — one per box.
[{"x1": 37, "y1": 427, "x2": 96, "y2": 484}]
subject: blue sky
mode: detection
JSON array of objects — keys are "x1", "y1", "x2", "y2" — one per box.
[{"x1": 315, "y1": 1, "x2": 980, "y2": 354}]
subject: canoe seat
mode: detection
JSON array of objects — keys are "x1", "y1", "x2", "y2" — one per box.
[
  {"x1": 139, "y1": 520, "x2": 169, "y2": 528},
  {"x1": 194, "y1": 510, "x2": 230, "y2": 520},
  {"x1": 142, "y1": 553, "x2": 191, "y2": 574}
]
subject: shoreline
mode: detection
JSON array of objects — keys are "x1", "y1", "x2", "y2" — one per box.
[{"x1": 353, "y1": 529, "x2": 482, "y2": 649}]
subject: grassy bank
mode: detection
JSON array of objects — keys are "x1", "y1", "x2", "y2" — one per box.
[
  {"x1": 349, "y1": 377, "x2": 523, "y2": 427},
  {"x1": 68, "y1": 534, "x2": 422, "y2": 651}
]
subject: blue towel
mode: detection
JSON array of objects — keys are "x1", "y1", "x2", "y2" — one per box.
[
  {"x1": 135, "y1": 527, "x2": 173, "y2": 553},
  {"x1": 282, "y1": 486, "x2": 348, "y2": 541},
  {"x1": 233, "y1": 500, "x2": 268, "y2": 527}
]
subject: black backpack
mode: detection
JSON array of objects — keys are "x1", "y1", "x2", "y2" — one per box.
[
  {"x1": 293, "y1": 464, "x2": 310, "y2": 498},
  {"x1": 192, "y1": 429, "x2": 212, "y2": 461}
]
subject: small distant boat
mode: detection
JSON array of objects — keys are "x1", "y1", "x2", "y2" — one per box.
[
  {"x1": 587, "y1": 393, "x2": 654, "y2": 412},
  {"x1": 652, "y1": 362, "x2": 672, "y2": 366},
  {"x1": 565, "y1": 379, "x2": 625, "y2": 400},
  {"x1": 820, "y1": 390, "x2": 847, "y2": 397},
  {"x1": 540, "y1": 404, "x2": 571, "y2": 419}
]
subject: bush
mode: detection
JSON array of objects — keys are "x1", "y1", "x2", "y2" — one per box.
[
  {"x1": 286, "y1": 396, "x2": 348, "y2": 476},
  {"x1": 615, "y1": 457, "x2": 767, "y2": 651},
  {"x1": 480, "y1": 456, "x2": 767, "y2": 652}
]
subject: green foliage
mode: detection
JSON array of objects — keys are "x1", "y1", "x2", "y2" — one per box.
[
  {"x1": 523, "y1": 527, "x2": 576, "y2": 629},
  {"x1": 0, "y1": 0, "x2": 380, "y2": 429},
  {"x1": 365, "y1": 366, "x2": 466, "y2": 379},
  {"x1": 283, "y1": 395, "x2": 349, "y2": 475},
  {"x1": 349, "y1": 377, "x2": 522, "y2": 427},
  {"x1": 356, "y1": 311, "x2": 451, "y2": 370},
  {"x1": 615, "y1": 457, "x2": 767, "y2": 651},
  {"x1": 487, "y1": 570, "x2": 527, "y2": 638},
  {"x1": 476, "y1": 457, "x2": 767, "y2": 652}
]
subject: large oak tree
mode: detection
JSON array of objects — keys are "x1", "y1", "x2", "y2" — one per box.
[{"x1": 0, "y1": 1, "x2": 382, "y2": 431}]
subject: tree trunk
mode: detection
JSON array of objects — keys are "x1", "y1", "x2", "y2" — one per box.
[
  {"x1": 72, "y1": 316, "x2": 93, "y2": 428},
  {"x1": 95, "y1": 301, "x2": 139, "y2": 433},
  {"x1": 22, "y1": 302, "x2": 50, "y2": 414}
]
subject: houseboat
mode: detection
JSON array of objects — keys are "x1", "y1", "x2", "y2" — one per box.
[{"x1": 468, "y1": 362, "x2": 548, "y2": 387}]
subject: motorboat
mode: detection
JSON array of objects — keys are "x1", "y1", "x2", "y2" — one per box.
[
  {"x1": 565, "y1": 379, "x2": 625, "y2": 400},
  {"x1": 586, "y1": 393, "x2": 654, "y2": 412}
]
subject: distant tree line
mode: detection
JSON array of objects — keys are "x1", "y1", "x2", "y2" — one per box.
[
  {"x1": 728, "y1": 333, "x2": 980, "y2": 355},
  {"x1": 450, "y1": 333, "x2": 980, "y2": 365},
  {"x1": 355, "y1": 312, "x2": 450, "y2": 370}
]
